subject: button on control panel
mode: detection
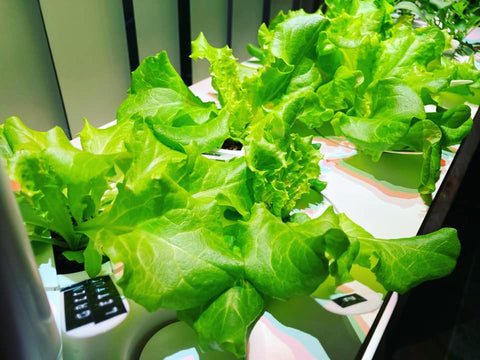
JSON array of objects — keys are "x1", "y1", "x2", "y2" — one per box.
[{"x1": 62, "y1": 275, "x2": 127, "y2": 331}]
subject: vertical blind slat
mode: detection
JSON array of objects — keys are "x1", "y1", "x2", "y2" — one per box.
[
  {"x1": 262, "y1": 0, "x2": 271, "y2": 26},
  {"x1": 122, "y1": 0, "x2": 140, "y2": 72},
  {"x1": 227, "y1": 0, "x2": 233, "y2": 48},
  {"x1": 177, "y1": 0, "x2": 193, "y2": 85}
]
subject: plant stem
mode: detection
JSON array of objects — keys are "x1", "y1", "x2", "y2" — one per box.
[{"x1": 29, "y1": 235, "x2": 68, "y2": 248}]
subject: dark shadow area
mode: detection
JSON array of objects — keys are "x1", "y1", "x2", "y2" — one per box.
[{"x1": 373, "y1": 133, "x2": 480, "y2": 359}]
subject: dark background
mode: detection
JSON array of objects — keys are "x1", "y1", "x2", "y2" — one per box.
[{"x1": 373, "y1": 119, "x2": 480, "y2": 359}]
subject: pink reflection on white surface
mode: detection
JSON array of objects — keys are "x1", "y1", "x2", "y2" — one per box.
[{"x1": 248, "y1": 314, "x2": 324, "y2": 360}]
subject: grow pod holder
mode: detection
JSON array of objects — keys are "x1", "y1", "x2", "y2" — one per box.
[
  {"x1": 0, "y1": 161, "x2": 177, "y2": 359},
  {"x1": 47, "y1": 248, "x2": 176, "y2": 359}
]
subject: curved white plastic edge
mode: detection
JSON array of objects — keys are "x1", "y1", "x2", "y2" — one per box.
[{"x1": 361, "y1": 291, "x2": 399, "y2": 360}]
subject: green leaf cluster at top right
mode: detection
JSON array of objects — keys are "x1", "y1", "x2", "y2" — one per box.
[
  {"x1": 394, "y1": 0, "x2": 480, "y2": 55},
  {"x1": 242, "y1": 0, "x2": 480, "y2": 204}
]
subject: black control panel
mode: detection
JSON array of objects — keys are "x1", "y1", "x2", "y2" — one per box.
[
  {"x1": 62, "y1": 275, "x2": 127, "y2": 331},
  {"x1": 333, "y1": 293, "x2": 367, "y2": 308}
]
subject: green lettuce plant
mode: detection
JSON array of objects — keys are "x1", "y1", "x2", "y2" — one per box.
[
  {"x1": 0, "y1": 0, "x2": 473, "y2": 357},
  {"x1": 0, "y1": 117, "x2": 129, "y2": 276},
  {"x1": 193, "y1": 0, "x2": 479, "y2": 203},
  {"x1": 0, "y1": 109, "x2": 461, "y2": 358},
  {"x1": 394, "y1": 0, "x2": 480, "y2": 55},
  {"x1": 75, "y1": 118, "x2": 459, "y2": 358}
]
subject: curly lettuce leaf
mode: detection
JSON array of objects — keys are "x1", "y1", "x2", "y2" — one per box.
[
  {"x1": 247, "y1": 6, "x2": 477, "y2": 201},
  {"x1": 268, "y1": 10, "x2": 326, "y2": 65},
  {"x1": 79, "y1": 176, "x2": 243, "y2": 311},
  {"x1": 242, "y1": 11, "x2": 329, "y2": 106},
  {"x1": 316, "y1": 65, "x2": 364, "y2": 111},
  {"x1": 117, "y1": 87, "x2": 217, "y2": 126},
  {"x1": 172, "y1": 147, "x2": 252, "y2": 218},
  {"x1": 117, "y1": 51, "x2": 225, "y2": 153},
  {"x1": 326, "y1": 0, "x2": 394, "y2": 24},
  {"x1": 376, "y1": 22, "x2": 447, "y2": 79},
  {"x1": 244, "y1": 113, "x2": 322, "y2": 218},
  {"x1": 129, "y1": 51, "x2": 196, "y2": 97},
  {"x1": 191, "y1": 33, "x2": 246, "y2": 107},
  {"x1": 146, "y1": 109, "x2": 230, "y2": 153},
  {"x1": 273, "y1": 91, "x2": 334, "y2": 131},
  {"x1": 241, "y1": 58, "x2": 295, "y2": 106},
  {"x1": 120, "y1": 120, "x2": 252, "y2": 217},
  {"x1": 236, "y1": 203, "x2": 329, "y2": 299},
  {"x1": 395, "y1": 104, "x2": 472, "y2": 201},
  {"x1": 435, "y1": 106, "x2": 473, "y2": 147},
  {"x1": 332, "y1": 78, "x2": 425, "y2": 160},
  {"x1": 396, "y1": 119, "x2": 442, "y2": 200},
  {"x1": 118, "y1": 119, "x2": 187, "y2": 190},
  {"x1": 79, "y1": 119, "x2": 133, "y2": 154},
  {"x1": 12, "y1": 155, "x2": 78, "y2": 247}
]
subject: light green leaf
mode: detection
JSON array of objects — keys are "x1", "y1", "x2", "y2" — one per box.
[
  {"x1": 324, "y1": 229, "x2": 359, "y2": 285},
  {"x1": 146, "y1": 107, "x2": 230, "y2": 153},
  {"x1": 83, "y1": 239, "x2": 103, "y2": 278},
  {"x1": 63, "y1": 250, "x2": 85, "y2": 264},
  {"x1": 129, "y1": 51, "x2": 195, "y2": 97},
  {"x1": 191, "y1": 282, "x2": 264, "y2": 358},
  {"x1": 191, "y1": 33, "x2": 245, "y2": 107},
  {"x1": 121, "y1": 120, "x2": 187, "y2": 191},
  {"x1": 171, "y1": 145, "x2": 253, "y2": 217},
  {"x1": 117, "y1": 87, "x2": 217, "y2": 125},
  {"x1": 332, "y1": 79, "x2": 424, "y2": 160},
  {"x1": 79, "y1": 176, "x2": 242, "y2": 311},
  {"x1": 395, "y1": 119, "x2": 443, "y2": 200},
  {"x1": 245, "y1": 113, "x2": 322, "y2": 218},
  {"x1": 394, "y1": 2, "x2": 427, "y2": 21},
  {"x1": 339, "y1": 213, "x2": 460, "y2": 293},
  {"x1": 238, "y1": 204, "x2": 329, "y2": 299},
  {"x1": 376, "y1": 24, "x2": 447, "y2": 79},
  {"x1": 1, "y1": 117, "x2": 122, "y2": 252},
  {"x1": 79, "y1": 119, "x2": 133, "y2": 154},
  {"x1": 317, "y1": 66, "x2": 364, "y2": 111},
  {"x1": 270, "y1": 11, "x2": 326, "y2": 65}
]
